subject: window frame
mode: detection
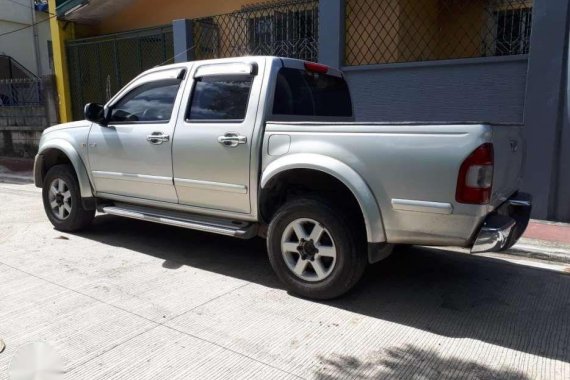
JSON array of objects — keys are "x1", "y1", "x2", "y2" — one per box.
[{"x1": 185, "y1": 74, "x2": 255, "y2": 124}]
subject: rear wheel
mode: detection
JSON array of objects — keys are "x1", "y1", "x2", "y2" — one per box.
[
  {"x1": 267, "y1": 198, "x2": 367, "y2": 300},
  {"x1": 42, "y1": 164, "x2": 95, "y2": 232}
]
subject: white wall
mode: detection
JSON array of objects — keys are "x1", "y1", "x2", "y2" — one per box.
[{"x1": 0, "y1": 0, "x2": 52, "y2": 76}]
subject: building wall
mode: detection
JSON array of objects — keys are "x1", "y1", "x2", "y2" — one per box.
[
  {"x1": 0, "y1": 0, "x2": 52, "y2": 76},
  {"x1": 344, "y1": 0, "x2": 402, "y2": 65},
  {"x1": 344, "y1": 57, "x2": 528, "y2": 123},
  {"x1": 436, "y1": 0, "x2": 486, "y2": 60}
]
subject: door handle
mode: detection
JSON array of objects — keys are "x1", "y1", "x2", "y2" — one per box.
[
  {"x1": 218, "y1": 133, "x2": 247, "y2": 148},
  {"x1": 147, "y1": 132, "x2": 170, "y2": 145}
]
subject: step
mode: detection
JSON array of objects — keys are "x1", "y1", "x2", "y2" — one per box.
[{"x1": 100, "y1": 203, "x2": 258, "y2": 239}]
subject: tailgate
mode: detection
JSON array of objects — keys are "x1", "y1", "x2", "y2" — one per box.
[{"x1": 491, "y1": 125, "x2": 525, "y2": 207}]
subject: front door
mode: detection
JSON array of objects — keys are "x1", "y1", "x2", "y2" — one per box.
[
  {"x1": 172, "y1": 60, "x2": 264, "y2": 214},
  {"x1": 88, "y1": 68, "x2": 186, "y2": 203}
]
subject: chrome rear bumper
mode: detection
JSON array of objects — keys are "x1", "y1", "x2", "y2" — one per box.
[{"x1": 471, "y1": 192, "x2": 532, "y2": 253}]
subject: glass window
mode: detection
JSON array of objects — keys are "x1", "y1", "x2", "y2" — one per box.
[
  {"x1": 272, "y1": 68, "x2": 352, "y2": 118},
  {"x1": 187, "y1": 75, "x2": 253, "y2": 121},
  {"x1": 110, "y1": 79, "x2": 181, "y2": 123},
  {"x1": 494, "y1": 8, "x2": 532, "y2": 56}
]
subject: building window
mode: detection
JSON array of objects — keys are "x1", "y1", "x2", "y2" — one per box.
[
  {"x1": 494, "y1": 8, "x2": 532, "y2": 56},
  {"x1": 248, "y1": 9, "x2": 317, "y2": 61},
  {"x1": 191, "y1": 1, "x2": 319, "y2": 63}
]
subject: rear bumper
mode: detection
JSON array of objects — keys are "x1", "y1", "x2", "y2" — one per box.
[{"x1": 471, "y1": 192, "x2": 532, "y2": 253}]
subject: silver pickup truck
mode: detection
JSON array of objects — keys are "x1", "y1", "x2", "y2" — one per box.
[{"x1": 34, "y1": 56, "x2": 531, "y2": 299}]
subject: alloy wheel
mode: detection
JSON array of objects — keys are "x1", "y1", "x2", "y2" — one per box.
[
  {"x1": 281, "y1": 218, "x2": 337, "y2": 282},
  {"x1": 48, "y1": 178, "x2": 72, "y2": 220}
]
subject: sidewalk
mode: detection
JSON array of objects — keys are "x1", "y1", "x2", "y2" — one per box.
[
  {"x1": 0, "y1": 157, "x2": 34, "y2": 183},
  {"x1": 508, "y1": 220, "x2": 570, "y2": 264},
  {"x1": 1, "y1": 156, "x2": 569, "y2": 263}
]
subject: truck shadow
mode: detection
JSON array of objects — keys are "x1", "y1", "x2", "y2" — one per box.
[{"x1": 78, "y1": 214, "x2": 570, "y2": 364}]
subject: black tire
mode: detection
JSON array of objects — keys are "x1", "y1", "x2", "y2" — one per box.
[
  {"x1": 267, "y1": 198, "x2": 368, "y2": 300},
  {"x1": 42, "y1": 164, "x2": 95, "y2": 232}
]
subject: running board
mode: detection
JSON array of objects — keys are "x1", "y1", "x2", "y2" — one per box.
[{"x1": 100, "y1": 203, "x2": 258, "y2": 239}]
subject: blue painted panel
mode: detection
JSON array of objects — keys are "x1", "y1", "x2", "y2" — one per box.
[{"x1": 344, "y1": 57, "x2": 528, "y2": 124}]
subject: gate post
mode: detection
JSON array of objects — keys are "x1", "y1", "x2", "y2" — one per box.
[
  {"x1": 522, "y1": 0, "x2": 570, "y2": 219},
  {"x1": 318, "y1": 0, "x2": 345, "y2": 68},
  {"x1": 173, "y1": 19, "x2": 195, "y2": 63},
  {"x1": 48, "y1": 0, "x2": 74, "y2": 123}
]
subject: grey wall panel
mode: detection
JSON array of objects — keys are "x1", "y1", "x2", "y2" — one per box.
[
  {"x1": 522, "y1": 0, "x2": 570, "y2": 220},
  {"x1": 343, "y1": 57, "x2": 528, "y2": 123}
]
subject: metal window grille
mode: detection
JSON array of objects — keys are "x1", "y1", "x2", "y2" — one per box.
[
  {"x1": 0, "y1": 79, "x2": 42, "y2": 107},
  {"x1": 66, "y1": 25, "x2": 174, "y2": 120},
  {"x1": 345, "y1": 0, "x2": 533, "y2": 66},
  {"x1": 193, "y1": 0, "x2": 319, "y2": 62}
]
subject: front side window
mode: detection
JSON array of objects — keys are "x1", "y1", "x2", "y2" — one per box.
[
  {"x1": 110, "y1": 79, "x2": 181, "y2": 123},
  {"x1": 187, "y1": 75, "x2": 253, "y2": 121},
  {"x1": 272, "y1": 68, "x2": 352, "y2": 118}
]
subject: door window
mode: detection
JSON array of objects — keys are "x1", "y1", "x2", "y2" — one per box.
[
  {"x1": 187, "y1": 75, "x2": 253, "y2": 122},
  {"x1": 109, "y1": 79, "x2": 181, "y2": 123}
]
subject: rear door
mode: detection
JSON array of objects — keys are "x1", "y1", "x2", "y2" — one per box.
[{"x1": 172, "y1": 59, "x2": 265, "y2": 214}]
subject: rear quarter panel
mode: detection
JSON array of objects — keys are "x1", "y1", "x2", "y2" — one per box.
[{"x1": 262, "y1": 122, "x2": 498, "y2": 246}]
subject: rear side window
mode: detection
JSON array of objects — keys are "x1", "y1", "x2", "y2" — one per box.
[
  {"x1": 187, "y1": 75, "x2": 253, "y2": 121},
  {"x1": 272, "y1": 68, "x2": 352, "y2": 118}
]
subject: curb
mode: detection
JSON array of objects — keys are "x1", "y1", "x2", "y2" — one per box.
[
  {"x1": 505, "y1": 244, "x2": 570, "y2": 264},
  {"x1": 0, "y1": 173, "x2": 34, "y2": 183}
]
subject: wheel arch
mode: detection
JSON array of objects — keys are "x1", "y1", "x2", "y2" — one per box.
[
  {"x1": 37, "y1": 140, "x2": 94, "y2": 199},
  {"x1": 260, "y1": 153, "x2": 386, "y2": 244}
]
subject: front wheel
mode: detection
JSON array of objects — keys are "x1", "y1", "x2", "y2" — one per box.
[
  {"x1": 267, "y1": 198, "x2": 368, "y2": 300},
  {"x1": 42, "y1": 164, "x2": 95, "y2": 232}
]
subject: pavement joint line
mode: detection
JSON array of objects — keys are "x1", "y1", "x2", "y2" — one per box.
[{"x1": 0, "y1": 261, "x2": 301, "y2": 378}]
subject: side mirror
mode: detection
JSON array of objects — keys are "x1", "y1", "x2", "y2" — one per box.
[{"x1": 84, "y1": 103, "x2": 108, "y2": 126}]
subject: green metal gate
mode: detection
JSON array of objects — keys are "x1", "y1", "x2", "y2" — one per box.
[{"x1": 66, "y1": 25, "x2": 174, "y2": 120}]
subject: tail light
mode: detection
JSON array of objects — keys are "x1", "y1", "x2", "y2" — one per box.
[
  {"x1": 456, "y1": 143, "x2": 494, "y2": 204},
  {"x1": 304, "y1": 62, "x2": 328, "y2": 74}
]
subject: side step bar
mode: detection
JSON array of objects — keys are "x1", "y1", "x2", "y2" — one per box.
[{"x1": 100, "y1": 203, "x2": 258, "y2": 239}]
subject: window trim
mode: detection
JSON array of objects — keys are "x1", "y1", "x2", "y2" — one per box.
[
  {"x1": 184, "y1": 74, "x2": 255, "y2": 124},
  {"x1": 107, "y1": 78, "x2": 183, "y2": 125}
]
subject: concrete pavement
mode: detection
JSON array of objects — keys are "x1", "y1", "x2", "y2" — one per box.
[{"x1": 1, "y1": 181, "x2": 570, "y2": 379}]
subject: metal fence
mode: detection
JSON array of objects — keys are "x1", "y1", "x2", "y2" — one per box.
[
  {"x1": 193, "y1": 0, "x2": 319, "y2": 62},
  {"x1": 67, "y1": 25, "x2": 174, "y2": 120},
  {"x1": 0, "y1": 76, "x2": 56, "y2": 158},
  {"x1": 345, "y1": 0, "x2": 534, "y2": 66},
  {"x1": 0, "y1": 78, "x2": 42, "y2": 106}
]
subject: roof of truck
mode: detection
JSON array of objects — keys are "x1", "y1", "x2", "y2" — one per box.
[{"x1": 144, "y1": 56, "x2": 343, "y2": 78}]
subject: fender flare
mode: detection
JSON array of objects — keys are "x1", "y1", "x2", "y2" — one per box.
[
  {"x1": 38, "y1": 140, "x2": 94, "y2": 199},
  {"x1": 260, "y1": 153, "x2": 386, "y2": 243}
]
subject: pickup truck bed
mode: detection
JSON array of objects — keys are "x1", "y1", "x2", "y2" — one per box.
[{"x1": 263, "y1": 121, "x2": 524, "y2": 247}]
